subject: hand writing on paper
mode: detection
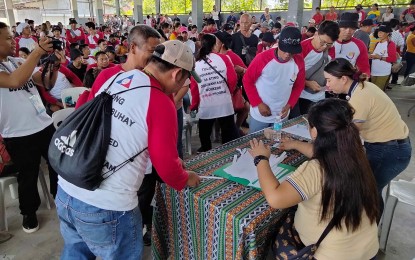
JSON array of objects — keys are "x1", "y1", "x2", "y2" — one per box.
[
  {"x1": 258, "y1": 102, "x2": 271, "y2": 117},
  {"x1": 186, "y1": 171, "x2": 201, "y2": 187},
  {"x1": 279, "y1": 138, "x2": 299, "y2": 151},
  {"x1": 249, "y1": 138, "x2": 271, "y2": 158}
]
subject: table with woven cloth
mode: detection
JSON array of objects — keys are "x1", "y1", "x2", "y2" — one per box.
[{"x1": 151, "y1": 116, "x2": 308, "y2": 260}]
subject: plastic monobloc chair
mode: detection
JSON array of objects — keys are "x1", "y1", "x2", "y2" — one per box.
[{"x1": 379, "y1": 180, "x2": 415, "y2": 251}]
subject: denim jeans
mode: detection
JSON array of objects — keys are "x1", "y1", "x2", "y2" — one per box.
[
  {"x1": 56, "y1": 186, "x2": 143, "y2": 260},
  {"x1": 364, "y1": 139, "x2": 412, "y2": 215},
  {"x1": 248, "y1": 117, "x2": 273, "y2": 134}
]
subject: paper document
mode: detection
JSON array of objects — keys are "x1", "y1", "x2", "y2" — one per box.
[
  {"x1": 282, "y1": 124, "x2": 311, "y2": 140},
  {"x1": 214, "y1": 150, "x2": 295, "y2": 190}
]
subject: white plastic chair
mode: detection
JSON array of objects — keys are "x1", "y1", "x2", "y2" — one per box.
[
  {"x1": 0, "y1": 169, "x2": 52, "y2": 231},
  {"x1": 61, "y1": 87, "x2": 88, "y2": 108},
  {"x1": 52, "y1": 108, "x2": 75, "y2": 129},
  {"x1": 379, "y1": 180, "x2": 415, "y2": 251}
]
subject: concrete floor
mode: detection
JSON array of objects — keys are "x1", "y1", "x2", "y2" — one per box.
[{"x1": 1, "y1": 84, "x2": 415, "y2": 260}]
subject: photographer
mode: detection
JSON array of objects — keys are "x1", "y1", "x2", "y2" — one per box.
[{"x1": 0, "y1": 22, "x2": 58, "y2": 233}]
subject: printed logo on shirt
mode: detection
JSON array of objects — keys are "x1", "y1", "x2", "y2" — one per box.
[
  {"x1": 117, "y1": 75, "x2": 134, "y2": 88},
  {"x1": 380, "y1": 50, "x2": 387, "y2": 56},
  {"x1": 346, "y1": 52, "x2": 355, "y2": 60},
  {"x1": 54, "y1": 130, "x2": 77, "y2": 157},
  {"x1": 290, "y1": 73, "x2": 297, "y2": 83},
  {"x1": 8, "y1": 79, "x2": 36, "y2": 92}
]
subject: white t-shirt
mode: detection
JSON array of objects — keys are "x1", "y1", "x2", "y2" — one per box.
[
  {"x1": 371, "y1": 41, "x2": 392, "y2": 76},
  {"x1": 382, "y1": 13, "x2": 394, "y2": 22},
  {"x1": 211, "y1": 11, "x2": 220, "y2": 21},
  {"x1": 188, "y1": 16, "x2": 193, "y2": 24},
  {"x1": 194, "y1": 53, "x2": 234, "y2": 119},
  {"x1": 0, "y1": 57, "x2": 52, "y2": 138},
  {"x1": 34, "y1": 67, "x2": 74, "y2": 100},
  {"x1": 184, "y1": 40, "x2": 196, "y2": 54}
]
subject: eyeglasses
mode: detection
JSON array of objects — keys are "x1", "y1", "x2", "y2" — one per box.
[{"x1": 317, "y1": 34, "x2": 334, "y2": 47}]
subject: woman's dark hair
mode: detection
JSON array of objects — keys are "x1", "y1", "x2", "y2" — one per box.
[
  {"x1": 308, "y1": 99, "x2": 379, "y2": 231},
  {"x1": 318, "y1": 20, "x2": 340, "y2": 42},
  {"x1": 83, "y1": 68, "x2": 101, "y2": 89},
  {"x1": 373, "y1": 3, "x2": 379, "y2": 9},
  {"x1": 0, "y1": 22, "x2": 8, "y2": 30},
  {"x1": 196, "y1": 33, "x2": 216, "y2": 61},
  {"x1": 19, "y1": 47, "x2": 30, "y2": 55},
  {"x1": 324, "y1": 58, "x2": 367, "y2": 86}
]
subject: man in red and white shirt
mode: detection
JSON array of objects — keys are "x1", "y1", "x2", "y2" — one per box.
[
  {"x1": 85, "y1": 22, "x2": 103, "y2": 53},
  {"x1": 312, "y1": 7, "x2": 324, "y2": 26},
  {"x1": 66, "y1": 18, "x2": 85, "y2": 44},
  {"x1": 296, "y1": 21, "x2": 339, "y2": 115},
  {"x1": 329, "y1": 12, "x2": 371, "y2": 76},
  {"x1": 15, "y1": 22, "x2": 38, "y2": 57},
  {"x1": 56, "y1": 40, "x2": 201, "y2": 259},
  {"x1": 243, "y1": 27, "x2": 305, "y2": 133}
]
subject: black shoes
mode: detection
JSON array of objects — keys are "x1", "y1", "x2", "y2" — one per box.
[
  {"x1": 22, "y1": 213, "x2": 39, "y2": 233},
  {"x1": 143, "y1": 229, "x2": 151, "y2": 246}
]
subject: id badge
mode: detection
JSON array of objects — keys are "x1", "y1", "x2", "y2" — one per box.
[
  {"x1": 29, "y1": 95, "x2": 46, "y2": 115},
  {"x1": 242, "y1": 47, "x2": 247, "y2": 55}
]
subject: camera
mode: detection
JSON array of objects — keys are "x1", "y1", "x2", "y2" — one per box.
[{"x1": 47, "y1": 36, "x2": 63, "y2": 51}]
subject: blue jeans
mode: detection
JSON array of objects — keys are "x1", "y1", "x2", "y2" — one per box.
[
  {"x1": 249, "y1": 116, "x2": 273, "y2": 134},
  {"x1": 55, "y1": 186, "x2": 143, "y2": 260},
  {"x1": 364, "y1": 139, "x2": 412, "y2": 215}
]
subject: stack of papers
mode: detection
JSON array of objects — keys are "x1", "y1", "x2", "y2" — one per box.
[
  {"x1": 282, "y1": 124, "x2": 311, "y2": 140},
  {"x1": 213, "y1": 150, "x2": 296, "y2": 190}
]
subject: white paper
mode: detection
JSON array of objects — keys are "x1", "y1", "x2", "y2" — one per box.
[
  {"x1": 282, "y1": 124, "x2": 311, "y2": 140},
  {"x1": 223, "y1": 151, "x2": 288, "y2": 186}
]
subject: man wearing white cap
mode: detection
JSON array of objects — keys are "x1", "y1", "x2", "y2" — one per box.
[
  {"x1": 55, "y1": 40, "x2": 201, "y2": 259},
  {"x1": 15, "y1": 22, "x2": 38, "y2": 56}
]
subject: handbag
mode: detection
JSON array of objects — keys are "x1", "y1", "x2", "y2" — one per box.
[
  {"x1": 0, "y1": 135, "x2": 11, "y2": 175},
  {"x1": 273, "y1": 207, "x2": 335, "y2": 260},
  {"x1": 304, "y1": 50, "x2": 329, "y2": 93},
  {"x1": 203, "y1": 58, "x2": 245, "y2": 111},
  {"x1": 48, "y1": 73, "x2": 155, "y2": 191},
  {"x1": 239, "y1": 33, "x2": 257, "y2": 66}
]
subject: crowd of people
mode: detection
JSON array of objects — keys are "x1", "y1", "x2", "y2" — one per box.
[{"x1": 0, "y1": 1, "x2": 414, "y2": 259}]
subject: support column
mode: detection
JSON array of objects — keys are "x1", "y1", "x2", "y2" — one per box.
[
  {"x1": 5, "y1": 0, "x2": 15, "y2": 26},
  {"x1": 71, "y1": 0, "x2": 79, "y2": 21},
  {"x1": 287, "y1": 0, "x2": 304, "y2": 26},
  {"x1": 96, "y1": 0, "x2": 104, "y2": 25},
  {"x1": 192, "y1": 0, "x2": 203, "y2": 30},
  {"x1": 133, "y1": 0, "x2": 143, "y2": 24},
  {"x1": 156, "y1": 0, "x2": 160, "y2": 14},
  {"x1": 312, "y1": 0, "x2": 321, "y2": 9},
  {"x1": 115, "y1": 0, "x2": 121, "y2": 16},
  {"x1": 214, "y1": 0, "x2": 220, "y2": 12}
]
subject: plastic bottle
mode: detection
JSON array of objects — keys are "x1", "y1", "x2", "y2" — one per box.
[{"x1": 273, "y1": 115, "x2": 282, "y2": 141}]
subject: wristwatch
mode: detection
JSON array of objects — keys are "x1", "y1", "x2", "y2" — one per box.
[{"x1": 254, "y1": 155, "x2": 269, "y2": 166}]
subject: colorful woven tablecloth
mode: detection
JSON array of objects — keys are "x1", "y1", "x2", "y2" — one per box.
[{"x1": 152, "y1": 117, "x2": 308, "y2": 260}]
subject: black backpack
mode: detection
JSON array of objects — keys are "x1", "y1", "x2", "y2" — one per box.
[{"x1": 48, "y1": 73, "x2": 153, "y2": 190}]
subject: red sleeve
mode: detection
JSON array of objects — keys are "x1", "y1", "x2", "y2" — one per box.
[
  {"x1": 59, "y1": 66, "x2": 83, "y2": 86},
  {"x1": 354, "y1": 39, "x2": 371, "y2": 76},
  {"x1": 147, "y1": 87, "x2": 189, "y2": 190},
  {"x1": 189, "y1": 77, "x2": 200, "y2": 111},
  {"x1": 87, "y1": 63, "x2": 97, "y2": 71},
  {"x1": 288, "y1": 55, "x2": 306, "y2": 108},
  {"x1": 15, "y1": 38, "x2": 20, "y2": 57},
  {"x1": 36, "y1": 85, "x2": 59, "y2": 105},
  {"x1": 386, "y1": 41, "x2": 397, "y2": 63},
  {"x1": 218, "y1": 53, "x2": 237, "y2": 94},
  {"x1": 257, "y1": 43, "x2": 263, "y2": 54},
  {"x1": 75, "y1": 90, "x2": 90, "y2": 109},
  {"x1": 242, "y1": 49, "x2": 274, "y2": 107},
  {"x1": 227, "y1": 51, "x2": 247, "y2": 68},
  {"x1": 328, "y1": 45, "x2": 335, "y2": 59}
]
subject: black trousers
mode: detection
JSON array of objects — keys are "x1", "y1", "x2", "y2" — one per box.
[
  {"x1": 404, "y1": 52, "x2": 415, "y2": 78},
  {"x1": 3, "y1": 124, "x2": 58, "y2": 215},
  {"x1": 138, "y1": 167, "x2": 158, "y2": 228},
  {"x1": 198, "y1": 114, "x2": 239, "y2": 152},
  {"x1": 290, "y1": 98, "x2": 315, "y2": 118}
]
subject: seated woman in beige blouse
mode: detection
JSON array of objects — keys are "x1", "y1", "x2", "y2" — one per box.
[{"x1": 249, "y1": 98, "x2": 379, "y2": 260}]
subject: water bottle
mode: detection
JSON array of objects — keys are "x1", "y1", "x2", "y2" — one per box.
[{"x1": 273, "y1": 115, "x2": 283, "y2": 141}]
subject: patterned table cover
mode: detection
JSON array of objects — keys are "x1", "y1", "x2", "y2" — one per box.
[{"x1": 152, "y1": 117, "x2": 308, "y2": 260}]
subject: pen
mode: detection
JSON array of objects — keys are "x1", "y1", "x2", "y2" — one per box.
[{"x1": 200, "y1": 176, "x2": 224, "y2": 180}]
